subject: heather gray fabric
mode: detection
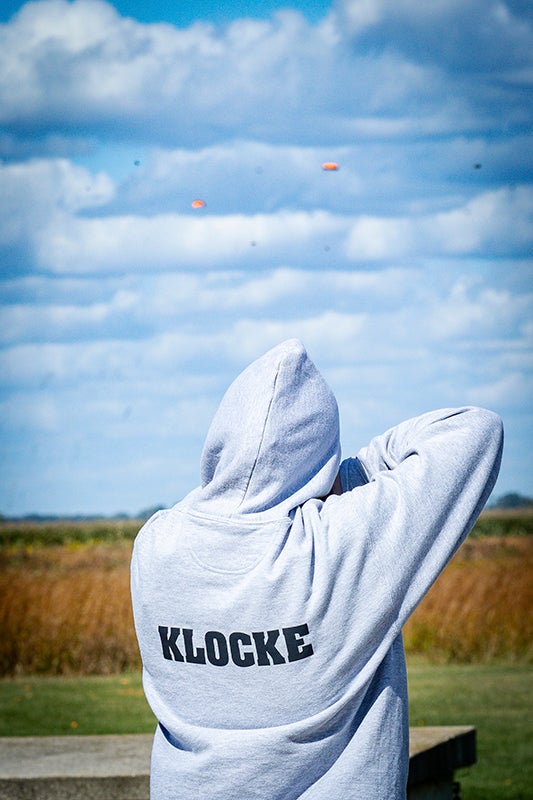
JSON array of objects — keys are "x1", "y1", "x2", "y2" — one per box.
[
  {"x1": 196, "y1": 337, "x2": 341, "y2": 517},
  {"x1": 131, "y1": 338, "x2": 503, "y2": 799}
]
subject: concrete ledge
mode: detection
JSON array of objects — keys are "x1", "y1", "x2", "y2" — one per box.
[
  {"x1": 0, "y1": 727, "x2": 476, "y2": 799},
  {"x1": 408, "y1": 726, "x2": 476, "y2": 799},
  {"x1": 0, "y1": 734, "x2": 151, "y2": 800}
]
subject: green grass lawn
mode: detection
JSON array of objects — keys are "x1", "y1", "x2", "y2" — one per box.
[
  {"x1": 0, "y1": 663, "x2": 531, "y2": 800},
  {"x1": 407, "y1": 660, "x2": 532, "y2": 800},
  {"x1": 0, "y1": 672, "x2": 155, "y2": 737}
]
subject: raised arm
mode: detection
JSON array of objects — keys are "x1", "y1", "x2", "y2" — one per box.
[{"x1": 340, "y1": 407, "x2": 503, "y2": 626}]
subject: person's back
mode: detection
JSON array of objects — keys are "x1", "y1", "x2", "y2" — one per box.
[{"x1": 131, "y1": 338, "x2": 503, "y2": 799}]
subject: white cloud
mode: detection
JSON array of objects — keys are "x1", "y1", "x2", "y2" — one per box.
[
  {"x1": 112, "y1": 141, "x2": 365, "y2": 215},
  {"x1": 0, "y1": 1, "x2": 343, "y2": 143},
  {"x1": 1, "y1": 0, "x2": 532, "y2": 514},
  {"x1": 0, "y1": 265, "x2": 424, "y2": 350},
  {"x1": 2, "y1": 0, "x2": 530, "y2": 151},
  {"x1": 35, "y1": 209, "x2": 347, "y2": 273},
  {"x1": 11, "y1": 182, "x2": 526, "y2": 276},
  {"x1": 0, "y1": 158, "x2": 113, "y2": 265},
  {"x1": 2, "y1": 260, "x2": 531, "y2": 513},
  {"x1": 424, "y1": 282, "x2": 533, "y2": 341},
  {"x1": 0, "y1": 0, "x2": 157, "y2": 121},
  {"x1": 0, "y1": 393, "x2": 61, "y2": 433},
  {"x1": 0, "y1": 289, "x2": 136, "y2": 344},
  {"x1": 428, "y1": 188, "x2": 533, "y2": 255},
  {"x1": 466, "y1": 372, "x2": 533, "y2": 408},
  {"x1": 338, "y1": 0, "x2": 533, "y2": 72},
  {"x1": 344, "y1": 187, "x2": 533, "y2": 260},
  {"x1": 3, "y1": 267, "x2": 530, "y2": 382}
]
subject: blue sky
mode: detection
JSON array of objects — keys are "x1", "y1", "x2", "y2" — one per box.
[
  {"x1": 1, "y1": 0, "x2": 532, "y2": 516},
  {"x1": 0, "y1": 0, "x2": 333, "y2": 25}
]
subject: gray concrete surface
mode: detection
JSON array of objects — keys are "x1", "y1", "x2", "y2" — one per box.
[
  {"x1": 0, "y1": 726, "x2": 476, "y2": 799},
  {"x1": 0, "y1": 734, "x2": 151, "y2": 799}
]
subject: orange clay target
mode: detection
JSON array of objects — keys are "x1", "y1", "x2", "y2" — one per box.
[
  {"x1": 322, "y1": 162, "x2": 339, "y2": 171},
  {"x1": 191, "y1": 199, "x2": 206, "y2": 208}
]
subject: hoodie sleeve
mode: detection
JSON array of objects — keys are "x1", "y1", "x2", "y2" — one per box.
[{"x1": 342, "y1": 407, "x2": 503, "y2": 627}]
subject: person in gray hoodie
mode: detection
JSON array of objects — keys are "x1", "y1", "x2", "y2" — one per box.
[{"x1": 131, "y1": 338, "x2": 503, "y2": 799}]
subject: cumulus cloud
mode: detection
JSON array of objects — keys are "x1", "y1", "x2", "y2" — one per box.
[
  {"x1": 0, "y1": 289, "x2": 137, "y2": 345},
  {"x1": 0, "y1": 1, "x2": 344, "y2": 146},
  {"x1": 35, "y1": 190, "x2": 532, "y2": 275},
  {"x1": 1, "y1": 0, "x2": 532, "y2": 514},
  {"x1": 2, "y1": 268, "x2": 530, "y2": 380},
  {"x1": 344, "y1": 187, "x2": 533, "y2": 260},
  {"x1": 2, "y1": 0, "x2": 530, "y2": 153},
  {"x1": 35, "y1": 208, "x2": 346, "y2": 273},
  {"x1": 466, "y1": 372, "x2": 533, "y2": 408},
  {"x1": 0, "y1": 158, "x2": 113, "y2": 273},
  {"x1": 0, "y1": 264, "x2": 426, "y2": 353},
  {"x1": 338, "y1": 0, "x2": 533, "y2": 72}
]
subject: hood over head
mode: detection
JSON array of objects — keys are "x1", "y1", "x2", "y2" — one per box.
[{"x1": 194, "y1": 339, "x2": 341, "y2": 517}]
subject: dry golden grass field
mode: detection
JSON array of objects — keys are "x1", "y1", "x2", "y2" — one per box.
[
  {"x1": 402, "y1": 535, "x2": 532, "y2": 663},
  {"x1": 0, "y1": 514, "x2": 531, "y2": 675},
  {"x1": 0, "y1": 542, "x2": 136, "y2": 676}
]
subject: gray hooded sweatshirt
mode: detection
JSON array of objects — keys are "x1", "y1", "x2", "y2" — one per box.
[{"x1": 131, "y1": 338, "x2": 503, "y2": 799}]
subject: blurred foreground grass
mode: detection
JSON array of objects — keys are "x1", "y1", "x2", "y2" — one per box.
[{"x1": 0, "y1": 663, "x2": 531, "y2": 800}]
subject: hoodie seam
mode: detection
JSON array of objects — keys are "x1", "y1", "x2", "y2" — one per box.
[
  {"x1": 177, "y1": 506, "x2": 291, "y2": 527},
  {"x1": 184, "y1": 526, "x2": 285, "y2": 576},
  {"x1": 177, "y1": 508, "x2": 291, "y2": 576},
  {"x1": 234, "y1": 365, "x2": 281, "y2": 515}
]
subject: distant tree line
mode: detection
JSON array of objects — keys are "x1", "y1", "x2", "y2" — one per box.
[
  {"x1": 488, "y1": 492, "x2": 533, "y2": 509},
  {"x1": 1, "y1": 495, "x2": 532, "y2": 522},
  {"x1": 0, "y1": 505, "x2": 166, "y2": 523}
]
